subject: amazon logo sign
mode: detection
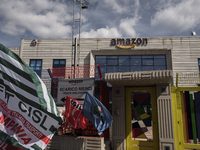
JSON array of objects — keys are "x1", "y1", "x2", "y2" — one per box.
[{"x1": 110, "y1": 38, "x2": 148, "y2": 49}]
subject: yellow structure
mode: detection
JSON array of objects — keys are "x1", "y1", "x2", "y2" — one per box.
[
  {"x1": 171, "y1": 74, "x2": 200, "y2": 150},
  {"x1": 126, "y1": 87, "x2": 158, "y2": 150}
]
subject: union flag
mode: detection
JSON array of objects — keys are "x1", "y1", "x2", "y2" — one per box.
[{"x1": 65, "y1": 96, "x2": 89, "y2": 129}]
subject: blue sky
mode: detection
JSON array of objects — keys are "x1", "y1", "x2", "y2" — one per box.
[{"x1": 0, "y1": 0, "x2": 199, "y2": 47}]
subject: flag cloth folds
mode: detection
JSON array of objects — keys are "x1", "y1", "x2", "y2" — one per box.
[
  {"x1": 0, "y1": 43, "x2": 63, "y2": 150},
  {"x1": 65, "y1": 96, "x2": 89, "y2": 129},
  {"x1": 83, "y1": 92, "x2": 113, "y2": 135}
]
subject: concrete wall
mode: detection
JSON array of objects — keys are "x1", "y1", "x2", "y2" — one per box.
[
  {"x1": 44, "y1": 135, "x2": 105, "y2": 150},
  {"x1": 111, "y1": 86, "x2": 126, "y2": 150},
  {"x1": 8, "y1": 47, "x2": 20, "y2": 56}
]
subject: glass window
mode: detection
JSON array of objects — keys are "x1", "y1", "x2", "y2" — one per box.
[
  {"x1": 142, "y1": 55, "x2": 153, "y2": 58},
  {"x1": 29, "y1": 59, "x2": 42, "y2": 77},
  {"x1": 107, "y1": 56, "x2": 118, "y2": 65},
  {"x1": 130, "y1": 66, "x2": 142, "y2": 72},
  {"x1": 154, "y1": 59, "x2": 166, "y2": 66},
  {"x1": 154, "y1": 66, "x2": 166, "y2": 70},
  {"x1": 119, "y1": 66, "x2": 129, "y2": 72},
  {"x1": 95, "y1": 55, "x2": 166, "y2": 79},
  {"x1": 60, "y1": 60, "x2": 66, "y2": 65},
  {"x1": 142, "y1": 58, "x2": 153, "y2": 65},
  {"x1": 119, "y1": 56, "x2": 129, "y2": 66},
  {"x1": 96, "y1": 56, "x2": 106, "y2": 66},
  {"x1": 142, "y1": 66, "x2": 153, "y2": 71},
  {"x1": 29, "y1": 59, "x2": 42, "y2": 71},
  {"x1": 107, "y1": 66, "x2": 118, "y2": 73},
  {"x1": 107, "y1": 56, "x2": 118, "y2": 59},
  {"x1": 130, "y1": 58, "x2": 141, "y2": 66},
  {"x1": 53, "y1": 59, "x2": 66, "y2": 68},
  {"x1": 154, "y1": 55, "x2": 165, "y2": 59},
  {"x1": 107, "y1": 59, "x2": 118, "y2": 65},
  {"x1": 154, "y1": 55, "x2": 166, "y2": 66}
]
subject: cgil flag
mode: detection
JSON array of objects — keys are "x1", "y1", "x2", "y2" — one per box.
[
  {"x1": 0, "y1": 43, "x2": 63, "y2": 150},
  {"x1": 65, "y1": 96, "x2": 89, "y2": 129},
  {"x1": 83, "y1": 92, "x2": 113, "y2": 135}
]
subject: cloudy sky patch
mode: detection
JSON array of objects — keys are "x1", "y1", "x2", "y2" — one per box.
[
  {"x1": 0, "y1": 0, "x2": 199, "y2": 46},
  {"x1": 151, "y1": 0, "x2": 200, "y2": 35}
]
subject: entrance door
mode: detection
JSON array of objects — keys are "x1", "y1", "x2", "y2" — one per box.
[{"x1": 126, "y1": 87, "x2": 158, "y2": 150}]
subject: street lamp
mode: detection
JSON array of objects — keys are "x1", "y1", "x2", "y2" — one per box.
[{"x1": 72, "y1": 0, "x2": 89, "y2": 68}]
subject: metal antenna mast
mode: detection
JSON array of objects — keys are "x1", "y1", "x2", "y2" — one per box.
[{"x1": 72, "y1": 0, "x2": 89, "y2": 67}]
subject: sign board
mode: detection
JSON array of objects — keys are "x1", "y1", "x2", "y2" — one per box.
[
  {"x1": 57, "y1": 78, "x2": 95, "y2": 105},
  {"x1": 110, "y1": 38, "x2": 148, "y2": 49}
]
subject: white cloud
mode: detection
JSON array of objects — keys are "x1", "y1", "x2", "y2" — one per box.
[
  {"x1": 118, "y1": 0, "x2": 140, "y2": 37},
  {"x1": 115, "y1": 0, "x2": 140, "y2": 37},
  {"x1": 103, "y1": 0, "x2": 127, "y2": 14},
  {"x1": 103, "y1": 0, "x2": 137, "y2": 14},
  {"x1": 151, "y1": 0, "x2": 200, "y2": 34},
  {"x1": 119, "y1": 18, "x2": 138, "y2": 37},
  {"x1": 79, "y1": 26, "x2": 122, "y2": 38},
  {"x1": 0, "y1": 0, "x2": 72, "y2": 38}
]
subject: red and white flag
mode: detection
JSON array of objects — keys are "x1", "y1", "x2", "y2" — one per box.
[{"x1": 65, "y1": 96, "x2": 89, "y2": 129}]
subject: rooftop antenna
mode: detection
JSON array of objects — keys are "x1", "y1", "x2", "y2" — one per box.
[{"x1": 72, "y1": 0, "x2": 89, "y2": 68}]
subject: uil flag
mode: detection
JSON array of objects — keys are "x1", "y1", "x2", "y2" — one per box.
[
  {"x1": 65, "y1": 96, "x2": 89, "y2": 129},
  {"x1": 83, "y1": 92, "x2": 113, "y2": 135},
  {"x1": 0, "y1": 43, "x2": 63, "y2": 150}
]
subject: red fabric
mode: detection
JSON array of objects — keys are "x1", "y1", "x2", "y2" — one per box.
[{"x1": 65, "y1": 96, "x2": 89, "y2": 129}]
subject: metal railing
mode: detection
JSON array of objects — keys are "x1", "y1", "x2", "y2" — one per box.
[{"x1": 48, "y1": 65, "x2": 99, "y2": 79}]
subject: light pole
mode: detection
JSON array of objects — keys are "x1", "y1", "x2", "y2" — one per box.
[{"x1": 72, "y1": 0, "x2": 89, "y2": 69}]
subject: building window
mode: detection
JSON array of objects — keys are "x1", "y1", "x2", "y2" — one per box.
[
  {"x1": 95, "y1": 55, "x2": 166, "y2": 78},
  {"x1": 29, "y1": 59, "x2": 42, "y2": 71},
  {"x1": 29, "y1": 59, "x2": 42, "y2": 77},
  {"x1": 53, "y1": 59, "x2": 66, "y2": 68}
]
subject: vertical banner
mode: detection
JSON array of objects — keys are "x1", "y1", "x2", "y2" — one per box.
[{"x1": 0, "y1": 43, "x2": 63, "y2": 150}]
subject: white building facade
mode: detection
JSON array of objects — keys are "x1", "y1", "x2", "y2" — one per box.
[{"x1": 9, "y1": 37, "x2": 200, "y2": 150}]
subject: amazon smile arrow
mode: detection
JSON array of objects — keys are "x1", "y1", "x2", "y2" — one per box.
[{"x1": 116, "y1": 44, "x2": 136, "y2": 49}]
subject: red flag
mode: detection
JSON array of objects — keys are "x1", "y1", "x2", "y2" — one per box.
[{"x1": 65, "y1": 96, "x2": 89, "y2": 129}]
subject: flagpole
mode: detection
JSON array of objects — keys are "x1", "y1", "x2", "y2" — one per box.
[
  {"x1": 97, "y1": 65, "x2": 102, "y2": 103},
  {"x1": 97, "y1": 65, "x2": 103, "y2": 137}
]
